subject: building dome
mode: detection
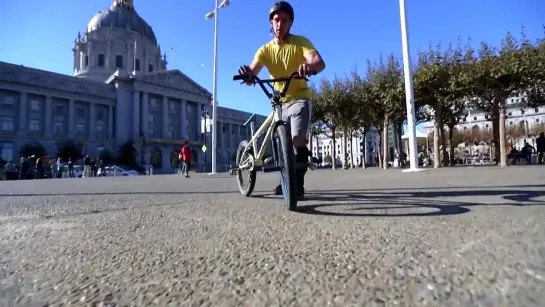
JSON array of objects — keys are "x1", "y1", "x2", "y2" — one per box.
[{"x1": 87, "y1": 0, "x2": 157, "y2": 45}]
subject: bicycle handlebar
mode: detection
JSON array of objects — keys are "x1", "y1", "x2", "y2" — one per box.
[{"x1": 232, "y1": 71, "x2": 316, "y2": 100}]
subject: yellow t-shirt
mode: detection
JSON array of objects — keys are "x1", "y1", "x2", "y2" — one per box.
[{"x1": 253, "y1": 34, "x2": 315, "y2": 102}]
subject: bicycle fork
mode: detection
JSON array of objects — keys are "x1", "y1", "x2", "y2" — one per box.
[{"x1": 262, "y1": 127, "x2": 282, "y2": 173}]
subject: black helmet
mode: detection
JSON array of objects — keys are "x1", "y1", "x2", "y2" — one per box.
[{"x1": 269, "y1": 1, "x2": 294, "y2": 21}]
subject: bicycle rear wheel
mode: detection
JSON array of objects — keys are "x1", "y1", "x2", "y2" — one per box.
[
  {"x1": 274, "y1": 123, "x2": 298, "y2": 211},
  {"x1": 235, "y1": 140, "x2": 256, "y2": 196}
]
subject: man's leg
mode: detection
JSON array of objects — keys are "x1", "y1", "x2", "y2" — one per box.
[
  {"x1": 539, "y1": 151, "x2": 544, "y2": 164},
  {"x1": 274, "y1": 99, "x2": 311, "y2": 199}
]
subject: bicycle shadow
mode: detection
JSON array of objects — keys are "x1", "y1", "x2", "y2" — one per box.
[{"x1": 253, "y1": 185, "x2": 545, "y2": 217}]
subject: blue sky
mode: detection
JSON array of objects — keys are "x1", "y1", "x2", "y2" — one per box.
[{"x1": 1, "y1": 0, "x2": 544, "y2": 123}]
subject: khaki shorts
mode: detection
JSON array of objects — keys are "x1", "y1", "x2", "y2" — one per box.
[{"x1": 281, "y1": 99, "x2": 311, "y2": 139}]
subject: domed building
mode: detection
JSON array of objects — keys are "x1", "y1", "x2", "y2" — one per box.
[
  {"x1": 0, "y1": 0, "x2": 266, "y2": 174},
  {"x1": 74, "y1": 0, "x2": 166, "y2": 81}
]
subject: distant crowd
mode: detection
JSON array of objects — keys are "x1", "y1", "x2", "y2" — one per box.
[{"x1": 2, "y1": 155, "x2": 105, "y2": 180}]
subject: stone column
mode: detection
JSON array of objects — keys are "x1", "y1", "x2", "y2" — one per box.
[
  {"x1": 224, "y1": 122, "x2": 230, "y2": 148},
  {"x1": 80, "y1": 51, "x2": 85, "y2": 70},
  {"x1": 18, "y1": 92, "x2": 27, "y2": 134},
  {"x1": 108, "y1": 105, "x2": 114, "y2": 139},
  {"x1": 68, "y1": 99, "x2": 75, "y2": 137},
  {"x1": 89, "y1": 103, "x2": 96, "y2": 140},
  {"x1": 141, "y1": 92, "x2": 149, "y2": 137},
  {"x1": 197, "y1": 103, "x2": 203, "y2": 136},
  {"x1": 75, "y1": 44, "x2": 81, "y2": 71},
  {"x1": 162, "y1": 95, "x2": 169, "y2": 138},
  {"x1": 144, "y1": 49, "x2": 149, "y2": 72},
  {"x1": 45, "y1": 96, "x2": 52, "y2": 134},
  {"x1": 127, "y1": 42, "x2": 133, "y2": 72},
  {"x1": 87, "y1": 41, "x2": 93, "y2": 68},
  {"x1": 181, "y1": 100, "x2": 187, "y2": 139},
  {"x1": 106, "y1": 41, "x2": 112, "y2": 69},
  {"x1": 132, "y1": 91, "x2": 140, "y2": 137},
  {"x1": 72, "y1": 48, "x2": 78, "y2": 73}
]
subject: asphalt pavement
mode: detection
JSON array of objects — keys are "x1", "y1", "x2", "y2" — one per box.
[{"x1": 0, "y1": 165, "x2": 544, "y2": 306}]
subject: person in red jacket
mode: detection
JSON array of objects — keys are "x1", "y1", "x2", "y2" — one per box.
[{"x1": 180, "y1": 141, "x2": 192, "y2": 178}]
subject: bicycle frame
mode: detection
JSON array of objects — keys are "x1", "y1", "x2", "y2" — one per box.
[{"x1": 238, "y1": 100, "x2": 282, "y2": 170}]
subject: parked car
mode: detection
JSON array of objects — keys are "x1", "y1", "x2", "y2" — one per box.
[{"x1": 99, "y1": 166, "x2": 140, "y2": 177}]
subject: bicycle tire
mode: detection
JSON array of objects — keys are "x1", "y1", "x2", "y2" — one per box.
[
  {"x1": 274, "y1": 123, "x2": 298, "y2": 211},
  {"x1": 235, "y1": 140, "x2": 257, "y2": 196}
]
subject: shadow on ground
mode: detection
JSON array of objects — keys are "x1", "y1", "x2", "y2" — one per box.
[{"x1": 254, "y1": 184, "x2": 545, "y2": 217}]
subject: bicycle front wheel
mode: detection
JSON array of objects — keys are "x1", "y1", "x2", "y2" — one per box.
[
  {"x1": 236, "y1": 140, "x2": 256, "y2": 196},
  {"x1": 274, "y1": 123, "x2": 298, "y2": 211}
]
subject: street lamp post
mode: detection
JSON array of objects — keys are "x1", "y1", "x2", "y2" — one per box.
[
  {"x1": 201, "y1": 109, "x2": 211, "y2": 172},
  {"x1": 205, "y1": 0, "x2": 230, "y2": 174},
  {"x1": 398, "y1": 0, "x2": 422, "y2": 172}
]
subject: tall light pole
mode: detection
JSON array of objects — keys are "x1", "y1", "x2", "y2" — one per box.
[
  {"x1": 205, "y1": 0, "x2": 230, "y2": 174},
  {"x1": 398, "y1": 0, "x2": 422, "y2": 172}
]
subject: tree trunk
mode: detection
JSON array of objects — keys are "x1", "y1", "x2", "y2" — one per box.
[
  {"x1": 377, "y1": 128, "x2": 383, "y2": 169},
  {"x1": 331, "y1": 127, "x2": 337, "y2": 170},
  {"x1": 382, "y1": 116, "x2": 389, "y2": 170},
  {"x1": 308, "y1": 131, "x2": 314, "y2": 159},
  {"x1": 362, "y1": 129, "x2": 367, "y2": 169},
  {"x1": 350, "y1": 131, "x2": 355, "y2": 168},
  {"x1": 492, "y1": 108, "x2": 500, "y2": 165},
  {"x1": 440, "y1": 126, "x2": 448, "y2": 166},
  {"x1": 342, "y1": 132, "x2": 348, "y2": 169},
  {"x1": 499, "y1": 105, "x2": 507, "y2": 167},
  {"x1": 447, "y1": 124, "x2": 456, "y2": 166},
  {"x1": 433, "y1": 105, "x2": 442, "y2": 168},
  {"x1": 395, "y1": 121, "x2": 403, "y2": 156}
]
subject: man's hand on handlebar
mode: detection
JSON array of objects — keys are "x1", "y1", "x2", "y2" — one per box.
[
  {"x1": 237, "y1": 65, "x2": 256, "y2": 85},
  {"x1": 297, "y1": 63, "x2": 317, "y2": 78}
]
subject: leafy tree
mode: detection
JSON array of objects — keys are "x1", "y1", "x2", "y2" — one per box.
[
  {"x1": 366, "y1": 54, "x2": 405, "y2": 169},
  {"x1": 348, "y1": 69, "x2": 375, "y2": 168},
  {"x1": 116, "y1": 141, "x2": 139, "y2": 169},
  {"x1": 19, "y1": 142, "x2": 46, "y2": 158},
  {"x1": 414, "y1": 42, "x2": 466, "y2": 167},
  {"x1": 314, "y1": 77, "x2": 350, "y2": 169},
  {"x1": 464, "y1": 33, "x2": 527, "y2": 166},
  {"x1": 56, "y1": 139, "x2": 84, "y2": 161},
  {"x1": 520, "y1": 25, "x2": 545, "y2": 107}
]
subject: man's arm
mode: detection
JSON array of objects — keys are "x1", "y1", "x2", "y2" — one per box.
[
  {"x1": 241, "y1": 47, "x2": 266, "y2": 85},
  {"x1": 301, "y1": 38, "x2": 326, "y2": 74}
]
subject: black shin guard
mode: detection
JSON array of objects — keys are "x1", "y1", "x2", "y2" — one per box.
[{"x1": 295, "y1": 147, "x2": 309, "y2": 196}]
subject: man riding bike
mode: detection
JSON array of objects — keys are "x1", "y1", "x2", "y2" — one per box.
[{"x1": 237, "y1": 1, "x2": 326, "y2": 199}]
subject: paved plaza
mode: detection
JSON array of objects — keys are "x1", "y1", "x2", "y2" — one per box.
[{"x1": 0, "y1": 166, "x2": 544, "y2": 306}]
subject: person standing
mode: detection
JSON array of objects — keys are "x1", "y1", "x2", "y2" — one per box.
[
  {"x1": 56, "y1": 157, "x2": 63, "y2": 178},
  {"x1": 537, "y1": 132, "x2": 545, "y2": 164},
  {"x1": 180, "y1": 141, "x2": 192, "y2": 178},
  {"x1": 68, "y1": 158, "x2": 75, "y2": 178},
  {"x1": 83, "y1": 155, "x2": 91, "y2": 178},
  {"x1": 35, "y1": 156, "x2": 44, "y2": 179}
]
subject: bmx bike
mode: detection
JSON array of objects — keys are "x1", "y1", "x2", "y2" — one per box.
[{"x1": 232, "y1": 71, "x2": 313, "y2": 211}]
